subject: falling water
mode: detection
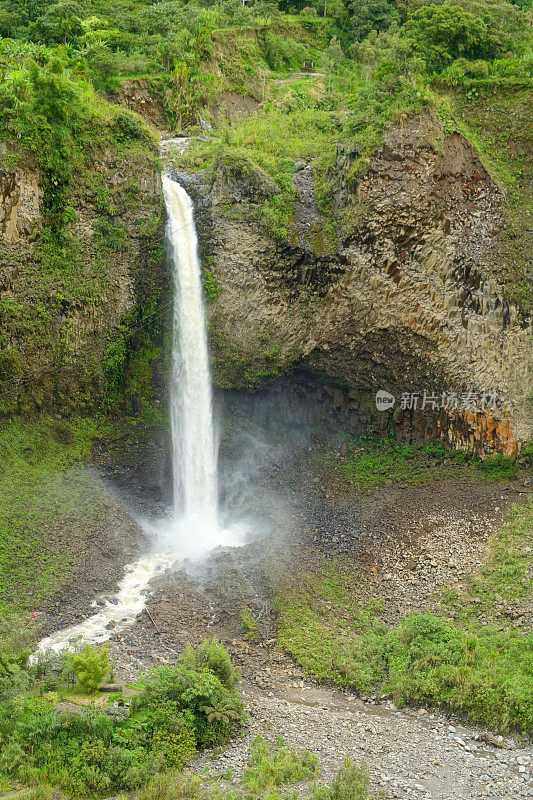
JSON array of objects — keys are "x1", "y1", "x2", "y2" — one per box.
[
  {"x1": 163, "y1": 175, "x2": 218, "y2": 529},
  {"x1": 36, "y1": 170, "x2": 246, "y2": 653}
]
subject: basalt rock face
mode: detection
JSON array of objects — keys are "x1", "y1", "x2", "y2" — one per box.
[
  {"x1": 0, "y1": 144, "x2": 164, "y2": 414},
  {"x1": 184, "y1": 115, "x2": 531, "y2": 455}
]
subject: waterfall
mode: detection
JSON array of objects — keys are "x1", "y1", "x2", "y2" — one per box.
[
  {"x1": 163, "y1": 175, "x2": 218, "y2": 530},
  {"x1": 35, "y1": 169, "x2": 247, "y2": 654}
]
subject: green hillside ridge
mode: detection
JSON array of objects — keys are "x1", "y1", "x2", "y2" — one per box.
[{"x1": 0, "y1": 0, "x2": 531, "y2": 413}]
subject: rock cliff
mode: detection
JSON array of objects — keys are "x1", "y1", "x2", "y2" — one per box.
[
  {"x1": 177, "y1": 114, "x2": 531, "y2": 455},
  {"x1": 0, "y1": 141, "x2": 165, "y2": 414},
  {"x1": 1, "y1": 108, "x2": 530, "y2": 456}
]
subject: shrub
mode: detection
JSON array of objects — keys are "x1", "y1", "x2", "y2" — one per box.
[
  {"x1": 102, "y1": 746, "x2": 159, "y2": 790},
  {"x1": 0, "y1": 642, "x2": 244, "y2": 793},
  {"x1": 0, "y1": 740, "x2": 25, "y2": 775},
  {"x1": 0, "y1": 611, "x2": 38, "y2": 701},
  {"x1": 66, "y1": 642, "x2": 110, "y2": 694},
  {"x1": 132, "y1": 641, "x2": 244, "y2": 749},
  {"x1": 113, "y1": 109, "x2": 145, "y2": 141},
  {"x1": 151, "y1": 727, "x2": 196, "y2": 768},
  {"x1": 403, "y1": 3, "x2": 502, "y2": 71},
  {"x1": 243, "y1": 736, "x2": 319, "y2": 792},
  {"x1": 94, "y1": 218, "x2": 130, "y2": 252},
  {"x1": 190, "y1": 638, "x2": 239, "y2": 690},
  {"x1": 385, "y1": 613, "x2": 533, "y2": 731},
  {"x1": 311, "y1": 757, "x2": 380, "y2": 800},
  {"x1": 202, "y1": 268, "x2": 221, "y2": 301}
]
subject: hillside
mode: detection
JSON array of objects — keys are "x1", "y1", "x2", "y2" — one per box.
[
  {"x1": 1, "y1": 0, "x2": 531, "y2": 432},
  {"x1": 0, "y1": 1, "x2": 532, "y2": 797}
]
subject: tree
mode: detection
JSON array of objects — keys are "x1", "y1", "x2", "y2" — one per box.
[
  {"x1": 323, "y1": 35, "x2": 343, "y2": 90},
  {"x1": 0, "y1": 9, "x2": 22, "y2": 37},
  {"x1": 65, "y1": 642, "x2": 110, "y2": 694},
  {"x1": 403, "y1": 3, "x2": 502, "y2": 71},
  {"x1": 348, "y1": 0, "x2": 400, "y2": 42},
  {"x1": 4, "y1": 0, "x2": 51, "y2": 24},
  {"x1": 31, "y1": 1, "x2": 83, "y2": 44},
  {"x1": 458, "y1": 0, "x2": 529, "y2": 53}
]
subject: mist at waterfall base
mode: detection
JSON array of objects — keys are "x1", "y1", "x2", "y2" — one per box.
[
  {"x1": 36, "y1": 176, "x2": 254, "y2": 653},
  {"x1": 154, "y1": 175, "x2": 251, "y2": 561}
]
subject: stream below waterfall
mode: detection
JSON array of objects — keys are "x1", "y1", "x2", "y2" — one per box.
[{"x1": 37, "y1": 168, "x2": 249, "y2": 652}]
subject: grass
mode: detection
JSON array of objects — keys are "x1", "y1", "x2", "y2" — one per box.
[
  {"x1": 137, "y1": 743, "x2": 380, "y2": 800},
  {"x1": 177, "y1": 68, "x2": 430, "y2": 244},
  {"x1": 436, "y1": 501, "x2": 533, "y2": 625},
  {"x1": 240, "y1": 609, "x2": 259, "y2": 642},
  {"x1": 448, "y1": 85, "x2": 533, "y2": 313},
  {"x1": 323, "y1": 434, "x2": 519, "y2": 491},
  {"x1": 180, "y1": 103, "x2": 338, "y2": 241},
  {"x1": 0, "y1": 417, "x2": 113, "y2": 613},
  {"x1": 243, "y1": 736, "x2": 319, "y2": 793},
  {"x1": 275, "y1": 500, "x2": 533, "y2": 733}
]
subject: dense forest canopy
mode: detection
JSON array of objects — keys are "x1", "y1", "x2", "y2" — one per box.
[{"x1": 0, "y1": 0, "x2": 530, "y2": 110}]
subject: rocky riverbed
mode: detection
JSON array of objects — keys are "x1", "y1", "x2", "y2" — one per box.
[
  {"x1": 34, "y1": 421, "x2": 532, "y2": 800},
  {"x1": 93, "y1": 463, "x2": 531, "y2": 800}
]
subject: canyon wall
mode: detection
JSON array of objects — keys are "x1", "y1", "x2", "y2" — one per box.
[
  {"x1": 179, "y1": 115, "x2": 531, "y2": 455},
  {"x1": 0, "y1": 141, "x2": 165, "y2": 415},
  {"x1": 1, "y1": 110, "x2": 531, "y2": 455}
]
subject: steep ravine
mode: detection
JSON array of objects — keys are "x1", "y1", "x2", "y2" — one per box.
[{"x1": 2, "y1": 110, "x2": 530, "y2": 454}]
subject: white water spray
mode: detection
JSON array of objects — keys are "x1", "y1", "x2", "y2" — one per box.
[
  {"x1": 36, "y1": 171, "x2": 246, "y2": 653},
  {"x1": 164, "y1": 175, "x2": 217, "y2": 530}
]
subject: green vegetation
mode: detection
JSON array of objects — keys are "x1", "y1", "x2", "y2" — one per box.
[
  {"x1": 276, "y1": 500, "x2": 533, "y2": 733},
  {"x1": 0, "y1": 417, "x2": 108, "y2": 611},
  {"x1": 66, "y1": 642, "x2": 110, "y2": 693},
  {"x1": 437, "y1": 500, "x2": 533, "y2": 623},
  {"x1": 0, "y1": 610, "x2": 39, "y2": 703},
  {"x1": 323, "y1": 432, "x2": 518, "y2": 491},
  {"x1": 211, "y1": 327, "x2": 301, "y2": 391},
  {"x1": 182, "y1": 636, "x2": 239, "y2": 691},
  {"x1": 243, "y1": 736, "x2": 319, "y2": 792},
  {"x1": 0, "y1": 415, "x2": 166, "y2": 614},
  {"x1": 202, "y1": 267, "x2": 222, "y2": 301},
  {"x1": 0, "y1": 638, "x2": 245, "y2": 795},
  {"x1": 0, "y1": 35, "x2": 163, "y2": 415},
  {"x1": 240, "y1": 608, "x2": 259, "y2": 641},
  {"x1": 134, "y1": 744, "x2": 379, "y2": 800},
  {"x1": 449, "y1": 85, "x2": 532, "y2": 312}
]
